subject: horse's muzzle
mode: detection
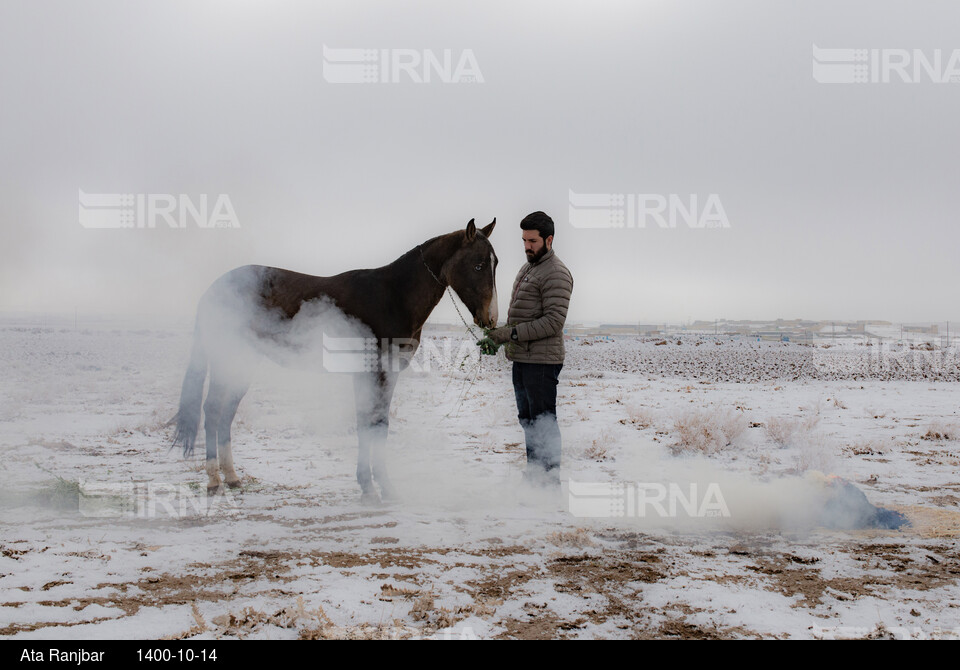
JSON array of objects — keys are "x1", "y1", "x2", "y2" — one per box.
[{"x1": 474, "y1": 315, "x2": 497, "y2": 330}]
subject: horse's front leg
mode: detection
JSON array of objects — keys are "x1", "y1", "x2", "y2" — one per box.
[
  {"x1": 371, "y1": 426, "x2": 398, "y2": 502},
  {"x1": 354, "y1": 369, "x2": 399, "y2": 504}
]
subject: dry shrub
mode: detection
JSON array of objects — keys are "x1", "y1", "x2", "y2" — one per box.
[
  {"x1": 764, "y1": 415, "x2": 820, "y2": 447},
  {"x1": 624, "y1": 403, "x2": 655, "y2": 429},
  {"x1": 583, "y1": 443, "x2": 608, "y2": 461},
  {"x1": 584, "y1": 429, "x2": 614, "y2": 461},
  {"x1": 545, "y1": 528, "x2": 596, "y2": 548},
  {"x1": 922, "y1": 421, "x2": 960, "y2": 441},
  {"x1": 792, "y1": 430, "x2": 834, "y2": 473},
  {"x1": 608, "y1": 390, "x2": 625, "y2": 404},
  {"x1": 765, "y1": 417, "x2": 796, "y2": 446},
  {"x1": 212, "y1": 596, "x2": 334, "y2": 638},
  {"x1": 410, "y1": 592, "x2": 436, "y2": 621},
  {"x1": 670, "y1": 408, "x2": 747, "y2": 455},
  {"x1": 844, "y1": 439, "x2": 886, "y2": 456},
  {"x1": 801, "y1": 397, "x2": 823, "y2": 415},
  {"x1": 409, "y1": 591, "x2": 465, "y2": 631},
  {"x1": 380, "y1": 582, "x2": 420, "y2": 598},
  {"x1": 300, "y1": 620, "x2": 416, "y2": 640}
]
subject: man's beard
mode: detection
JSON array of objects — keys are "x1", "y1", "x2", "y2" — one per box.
[{"x1": 525, "y1": 246, "x2": 549, "y2": 263}]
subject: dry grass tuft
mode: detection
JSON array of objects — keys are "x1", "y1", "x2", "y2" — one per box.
[
  {"x1": 764, "y1": 415, "x2": 820, "y2": 447},
  {"x1": 545, "y1": 528, "x2": 596, "y2": 548},
  {"x1": 792, "y1": 429, "x2": 834, "y2": 473},
  {"x1": 583, "y1": 429, "x2": 615, "y2": 461},
  {"x1": 670, "y1": 408, "x2": 747, "y2": 455},
  {"x1": 623, "y1": 403, "x2": 655, "y2": 429},
  {"x1": 921, "y1": 421, "x2": 960, "y2": 441},
  {"x1": 844, "y1": 439, "x2": 887, "y2": 456},
  {"x1": 161, "y1": 603, "x2": 209, "y2": 640},
  {"x1": 210, "y1": 599, "x2": 324, "y2": 638}
]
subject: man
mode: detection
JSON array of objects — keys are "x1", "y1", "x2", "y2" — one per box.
[{"x1": 480, "y1": 211, "x2": 574, "y2": 486}]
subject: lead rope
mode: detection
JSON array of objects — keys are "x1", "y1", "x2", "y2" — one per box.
[{"x1": 418, "y1": 245, "x2": 487, "y2": 419}]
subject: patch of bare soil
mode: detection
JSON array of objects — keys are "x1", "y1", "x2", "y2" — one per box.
[
  {"x1": 6, "y1": 533, "x2": 956, "y2": 638},
  {"x1": 481, "y1": 551, "x2": 668, "y2": 638},
  {"x1": 658, "y1": 618, "x2": 726, "y2": 639},
  {"x1": 902, "y1": 506, "x2": 960, "y2": 538},
  {"x1": 747, "y1": 557, "x2": 880, "y2": 607},
  {"x1": 742, "y1": 541, "x2": 960, "y2": 609},
  {"x1": 498, "y1": 612, "x2": 576, "y2": 639},
  {"x1": 548, "y1": 553, "x2": 663, "y2": 595},
  {"x1": 0, "y1": 544, "x2": 536, "y2": 637}
]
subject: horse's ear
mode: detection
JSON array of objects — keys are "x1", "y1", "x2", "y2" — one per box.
[
  {"x1": 464, "y1": 218, "x2": 477, "y2": 242},
  {"x1": 480, "y1": 218, "x2": 496, "y2": 238}
]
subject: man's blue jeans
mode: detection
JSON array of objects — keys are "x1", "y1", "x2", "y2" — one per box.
[{"x1": 512, "y1": 362, "x2": 563, "y2": 474}]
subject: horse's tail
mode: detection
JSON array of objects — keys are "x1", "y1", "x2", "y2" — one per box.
[{"x1": 170, "y1": 317, "x2": 208, "y2": 458}]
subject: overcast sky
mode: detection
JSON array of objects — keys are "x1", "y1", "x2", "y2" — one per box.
[{"x1": 1, "y1": 0, "x2": 958, "y2": 325}]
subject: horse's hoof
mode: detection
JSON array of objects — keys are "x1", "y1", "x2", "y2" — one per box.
[
  {"x1": 360, "y1": 491, "x2": 382, "y2": 507},
  {"x1": 225, "y1": 479, "x2": 242, "y2": 490},
  {"x1": 206, "y1": 485, "x2": 221, "y2": 496}
]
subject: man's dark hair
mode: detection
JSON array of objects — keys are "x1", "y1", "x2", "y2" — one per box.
[{"x1": 520, "y1": 211, "x2": 554, "y2": 240}]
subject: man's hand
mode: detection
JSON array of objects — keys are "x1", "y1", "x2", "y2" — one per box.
[
  {"x1": 476, "y1": 336, "x2": 501, "y2": 356},
  {"x1": 476, "y1": 326, "x2": 514, "y2": 356},
  {"x1": 487, "y1": 326, "x2": 514, "y2": 344}
]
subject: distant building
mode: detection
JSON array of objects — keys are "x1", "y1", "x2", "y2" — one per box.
[
  {"x1": 598, "y1": 324, "x2": 640, "y2": 335},
  {"x1": 904, "y1": 324, "x2": 939, "y2": 335}
]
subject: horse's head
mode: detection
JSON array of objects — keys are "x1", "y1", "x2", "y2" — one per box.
[{"x1": 444, "y1": 218, "x2": 498, "y2": 329}]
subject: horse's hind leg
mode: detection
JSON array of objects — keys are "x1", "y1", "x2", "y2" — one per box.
[
  {"x1": 204, "y1": 363, "x2": 252, "y2": 492},
  {"x1": 217, "y1": 384, "x2": 249, "y2": 489},
  {"x1": 203, "y1": 378, "x2": 227, "y2": 493}
]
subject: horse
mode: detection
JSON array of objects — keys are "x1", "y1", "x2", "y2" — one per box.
[{"x1": 171, "y1": 218, "x2": 498, "y2": 503}]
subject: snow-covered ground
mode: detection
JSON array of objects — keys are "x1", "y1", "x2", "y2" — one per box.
[{"x1": 2, "y1": 320, "x2": 959, "y2": 639}]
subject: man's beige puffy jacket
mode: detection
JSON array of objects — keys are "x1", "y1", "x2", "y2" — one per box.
[{"x1": 504, "y1": 248, "x2": 574, "y2": 364}]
